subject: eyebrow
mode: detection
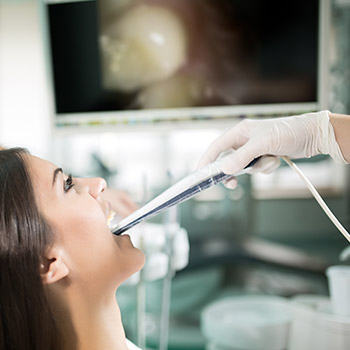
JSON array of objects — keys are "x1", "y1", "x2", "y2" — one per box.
[{"x1": 52, "y1": 168, "x2": 63, "y2": 187}]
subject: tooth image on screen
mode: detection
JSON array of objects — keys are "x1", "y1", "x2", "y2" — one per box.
[{"x1": 100, "y1": 4, "x2": 187, "y2": 92}]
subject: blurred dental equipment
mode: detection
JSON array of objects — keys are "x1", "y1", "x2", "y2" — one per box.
[
  {"x1": 326, "y1": 266, "x2": 350, "y2": 317},
  {"x1": 109, "y1": 155, "x2": 259, "y2": 235},
  {"x1": 201, "y1": 295, "x2": 292, "y2": 350},
  {"x1": 288, "y1": 295, "x2": 350, "y2": 350}
]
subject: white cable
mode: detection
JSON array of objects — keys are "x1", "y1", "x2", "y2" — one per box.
[{"x1": 281, "y1": 156, "x2": 350, "y2": 249}]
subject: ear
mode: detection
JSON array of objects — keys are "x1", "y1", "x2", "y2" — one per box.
[{"x1": 40, "y1": 247, "x2": 69, "y2": 285}]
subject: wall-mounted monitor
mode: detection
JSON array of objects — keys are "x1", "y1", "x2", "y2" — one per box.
[{"x1": 42, "y1": 0, "x2": 331, "y2": 130}]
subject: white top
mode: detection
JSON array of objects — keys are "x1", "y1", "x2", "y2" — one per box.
[{"x1": 126, "y1": 339, "x2": 142, "y2": 350}]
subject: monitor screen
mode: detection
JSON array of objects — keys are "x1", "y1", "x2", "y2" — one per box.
[{"x1": 45, "y1": 0, "x2": 327, "y2": 128}]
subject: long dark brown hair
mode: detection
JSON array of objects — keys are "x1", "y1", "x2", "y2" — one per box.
[{"x1": 0, "y1": 148, "x2": 59, "y2": 350}]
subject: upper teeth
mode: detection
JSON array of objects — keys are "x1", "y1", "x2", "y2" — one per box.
[{"x1": 107, "y1": 210, "x2": 116, "y2": 228}]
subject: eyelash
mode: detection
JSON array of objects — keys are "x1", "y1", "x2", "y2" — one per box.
[{"x1": 64, "y1": 174, "x2": 74, "y2": 193}]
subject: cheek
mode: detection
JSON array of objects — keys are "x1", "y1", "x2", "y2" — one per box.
[
  {"x1": 49, "y1": 195, "x2": 107, "y2": 239},
  {"x1": 45, "y1": 198, "x2": 145, "y2": 287},
  {"x1": 50, "y1": 213, "x2": 144, "y2": 287},
  {"x1": 46, "y1": 199, "x2": 113, "y2": 265}
]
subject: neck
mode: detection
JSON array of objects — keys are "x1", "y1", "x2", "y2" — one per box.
[{"x1": 48, "y1": 282, "x2": 128, "y2": 350}]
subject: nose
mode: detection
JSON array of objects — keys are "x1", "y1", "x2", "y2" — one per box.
[{"x1": 79, "y1": 177, "x2": 107, "y2": 199}]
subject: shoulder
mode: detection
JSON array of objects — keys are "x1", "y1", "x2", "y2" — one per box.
[{"x1": 126, "y1": 339, "x2": 142, "y2": 350}]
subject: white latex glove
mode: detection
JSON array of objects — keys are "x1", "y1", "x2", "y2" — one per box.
[{"x1": 198, "y1": 110, "x2": 346, "y2": 188}]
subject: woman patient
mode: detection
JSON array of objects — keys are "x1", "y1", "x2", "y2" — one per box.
[{"x1": 0, "y1": 148, "x2": 145, "y2": 350}]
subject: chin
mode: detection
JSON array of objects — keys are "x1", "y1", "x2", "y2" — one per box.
[
  {"x1": 113, "y1": 251, "x2": 146, "y2": 290},
  {"x1": 134, "y1": 247, "x2": 146, "y2": 271},
  {"x1": 122, "y1": 246, "x2": 146, "y2": 280}
]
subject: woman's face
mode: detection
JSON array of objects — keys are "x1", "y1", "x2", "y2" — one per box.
[{"x1": 27, "y1": 155, "x2": 145, "y2": 292}]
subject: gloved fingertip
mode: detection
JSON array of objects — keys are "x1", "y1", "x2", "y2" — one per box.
[
  {"x1": 261, "y1": 157, "x2": 281, "y2": 174},
  {"x1": 220, "y1": 155, "x2": 241, "y2": 175},
  {"x1": 196, "y1": 155, "x2": 212, "y2": 170},
  {"x1": 248, "y1": 156, "x2": 280, "y2": 174},
  {"x1": 223, "y1": 178, "x2": 238, "y2": 190}
]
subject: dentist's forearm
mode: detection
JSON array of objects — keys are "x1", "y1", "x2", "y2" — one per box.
[{"x1": 330, "y1": 112, "x2": 350, "y2": 163}]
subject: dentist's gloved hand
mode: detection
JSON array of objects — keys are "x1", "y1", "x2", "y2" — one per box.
[{"x1": 197, "y1": 110, "x2": 346, "y2": 189}]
